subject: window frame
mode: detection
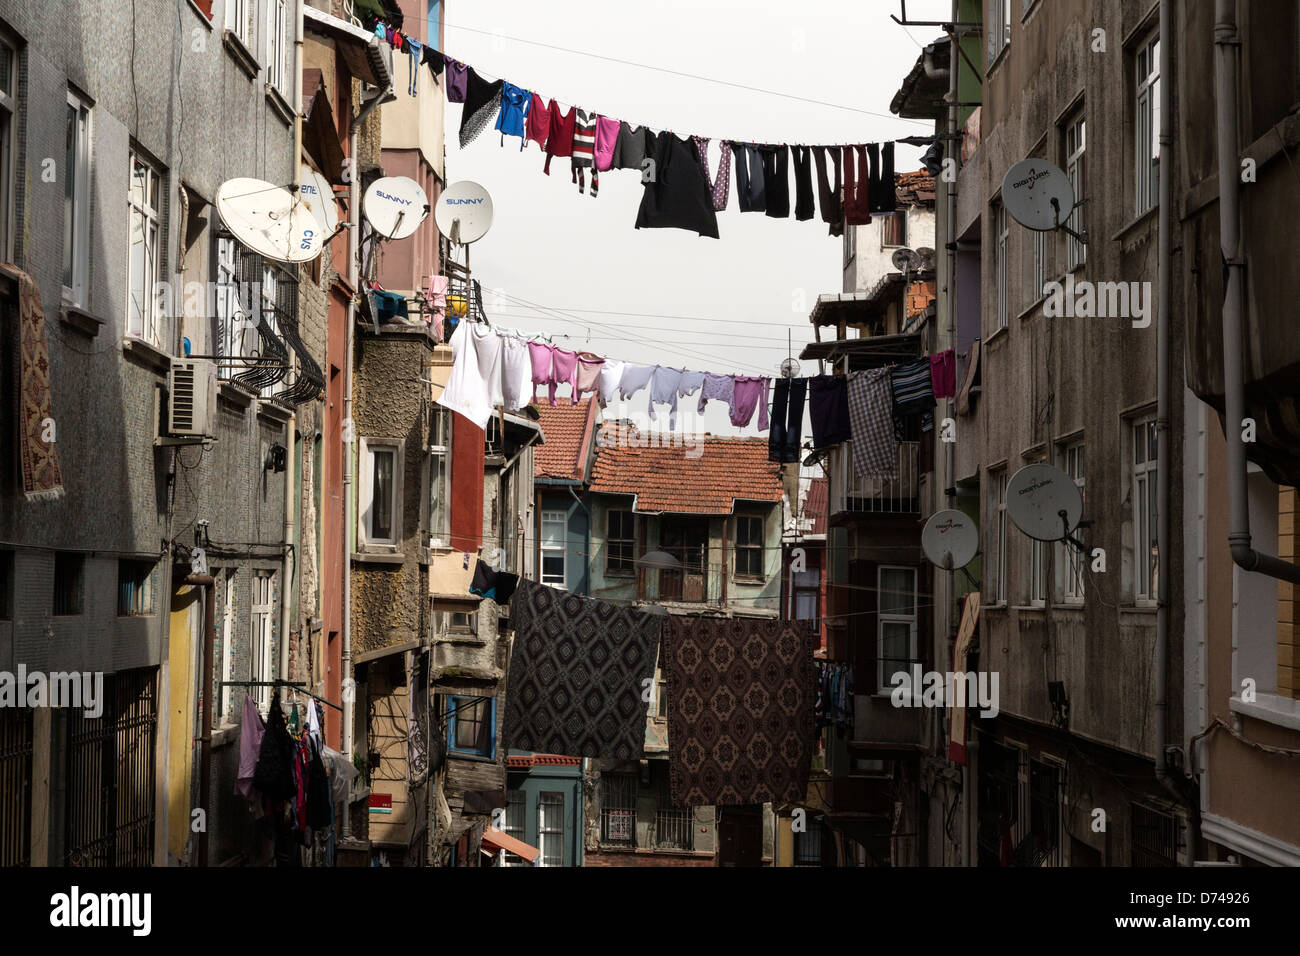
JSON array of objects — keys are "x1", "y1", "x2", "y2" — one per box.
[
  {"x1": 994, "y1": 201, "x2": 1008, "y2": 331},
  {"x1": 52, "y1": 552, "x2": 84, "y2": 617},
  {"x1": 213, "y1": 234, "x2": 246, "y2": 380},
  {"x1": 1062, "y1": 108, "x2": 1086, "y2": 270},
  {"x1": 127, "y1": 148, "x2": 163, "y2": 346},
  {"x1": 64, "y1": 89, "x2": 92, "y2": 308},
  {"x1": 599, "y1": 773, "x2": 637, "y2": 846},
  {"x1": 880, "y1": 212, "x2": 906, "y2": 248},
  {"x1": 877, "y1": 565, "x2": 917, "y2": 693},
  {"x1": 116, "y1": 559, "x2": 155, "y2": 616},
  {"x1": 1134, "y1": 28, "x2": 1161, "y2": 217},
  {"x1": 734, "y1": 513, "x2": 765, "y2": 580},
  {"x1": 989, "y1": 469, "x2": 1008, "y2": 605},
  {"x1": 250, "y1": 570, "x2": 274, "y2": 716},
  {"x1": 606, "y1": 507, "x2": 636, "y2": 577},
  {"x1": 446, "y1": 694, "x2": 496, "y2": 760},
  {"x1": 220, "y1": 569, "x2": 236, "y2": 725},
  {"x1": 540, "y1": 509, "x2": 567, "y2": 588},
  {"x1": 537, "y1": 790, "x2": 565, "y2": 867},
  {"x1": 226, "y1": 0, "x2": 251, "y2": 47},
  {"x1": 266, "y1": 0, "x2": 288, "y2": 92},
  {"x1": 1131, "y1": 413, "x2": 1158, "y2": 604},
  {"x1": 1057, "y1": 440, "x2": 1086, "y2": 603},
  {"x1": 428, "y1": 407, "x2": 452, "y2": 549},
  {"x1": 0, "y1": 549, "x2": 13, "y2": 620},
  {"x1": 358, "y1": 437, "x2": 404, "y2": 550},
  {"x1": 0, "y1": 33, "x2": 17, "y2": 264},
  {"x1": 987, "y1": 0, "x2": 1011, "y2": 68}
]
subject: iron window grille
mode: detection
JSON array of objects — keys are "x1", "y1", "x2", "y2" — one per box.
[
  {"x1": 600, "y1": 773, "x2": 636, "y2": 845},
  {"x1": 1131, "y1": 802, "x2": 1179, "y2": 866}
]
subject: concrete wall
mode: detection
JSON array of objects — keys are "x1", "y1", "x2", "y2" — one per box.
[{"x1": 844, "y1": 203, "x2": 936, "y2": 294}]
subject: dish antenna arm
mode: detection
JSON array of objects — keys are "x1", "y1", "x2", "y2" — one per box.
[
  {"x1": 1050, "y1": 196, "x2": 1089, "y2": 245},
  {"x1": 1060, "y1": 510, "x2": 1089, "y2": 554}
]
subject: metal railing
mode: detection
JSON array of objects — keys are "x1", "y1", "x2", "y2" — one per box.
[
  {"x1": 653, "y1": 808, "x2": 695, "y2": 850},
  {"x1": 0, "y1": 708, "x2": 33, "y2": 866},
  {"x1": 831, "y1": 441, "x2": 921, "y2": 515}
]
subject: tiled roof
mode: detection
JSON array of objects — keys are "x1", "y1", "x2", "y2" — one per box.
[
  {"x1": 805, "y1": 477, "x2": 828, "y2": 535},
  {"x1": 534, "y1": 398, "x2": 597, "y2": 481},
  {"x1": 506, "y1": 754, "x2": 583, "y2": 769},
  {"x1": 896, "y1": 169, "x2": 936, "y2": 206},
  {"x1": 590, "y1": 435, "x2": 783, "y2": 515}
]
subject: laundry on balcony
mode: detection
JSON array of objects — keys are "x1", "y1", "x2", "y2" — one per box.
[
  {"x1": 808, "y1": 374, "x2": 851, "y2": 448},
  {"x1": 847, "y1": 367, "x2": 898, "y2": 479},
  {"x1": 468, "y1": 559, "x2": 519, "y2": 603},
  {"x1": 814, "y1": 661, "x2": 855, "y2": 736},
  {"x1": 890, "y1": 358, "x2": 936, "y2": 434}
]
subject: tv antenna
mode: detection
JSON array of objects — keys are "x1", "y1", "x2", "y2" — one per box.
[
  {"x1": 1000, "y1": 159, "x2": 1087, "y2": 245},
  {"x1": 435, "y1": 181, "x2": 495, "y2": 247},
  {"x1": 1005, "y1": 462, "x2": 1087, "y2": 552},
  {"x1": 215, "y1": 178, "x2": 324, "y2": 263}
]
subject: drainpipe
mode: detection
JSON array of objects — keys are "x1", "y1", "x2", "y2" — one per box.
[
  {"x1": 185, "y1": 572, "x2": 215, "y2": 867},
  {"x1": 1214, "y1": 0, "x2": 1300, "y2": 586},
  {"x1": 341, "y1": 107, "x2": 360, "y2": 842}
]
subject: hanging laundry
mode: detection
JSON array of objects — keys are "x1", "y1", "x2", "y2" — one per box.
[
  {"x1": 871, "y1": 141, "x2": 897, "y2": 212},
  {"x1": 548, "y1": 346, "x2": 579, "y2": 405},
  {"x1": 843, "y1": 145, "x2": 872, "y2": 226},
  {"x1": 730, "y1": 375, "x2": 771, "y2": 430},
  {"x1": 505, "y1": 579, "x2": 662, "y2": 760},
  {"x1": 469, "y1": 558, "x2": 520, "y2": 603},
  {"x1": 373, "y1": 289, "x2": 408, "y2": 323},
  {"x1": 459, "y1": 69, "x2": 503, "y2": 148},
  {"x1": 635, "y1": 132, "x2": 719, "y2": 238},
  {"x1": 890, "y1": 358, "x2": 936, "y2": 417},
  {"x1": 437, "y1": 319, "x2": 493, "y2": 429},
  {"x1": 406, "y1": 38, "x2": 423, "y2": 96},
  {"x1": 814, "y1": 661, "x2": 855, "y2": 733},
  {"x1": 761, "y1": 144, "x2": 791, "y2": 218},
  {"x1": 768, "y1": 376, "x2": 807, "y2": 463},
  {"x1": 235, "y1": 695, "x2": 266, "y2": 801},
  {"x1": 696, "y1": 371, "x2": 735, "y2": 415},
  {"x1": 808, "y1": 374, "x2": 851, "y2": 447},
  {"x1": 598, "y1": 359, "x2": 625, "y2": 405},
  {"x1": 649, "y1": 365, "x2": 685, "y2": 428},
  {"x1": 374, "y1": 22, "x2": 386, "y2": 39},
  {"x1": 866, "y1": 142, "x2": 883, "y2": 212},
  {"x1": 618, "y1": 362, "x2": 655, "y2": 401},
  {"x1": 571, "y1": 109, "x2": 598, "y2": 196},
  {"x1": 930, "y1": 349, "x2": 956, "y2": 399},
  {"x1": 306, "y1": 737, "x2": 331, "y2": 831},
  {"x1": 528, "y1": 340, "x2": 554, "y2": 392},
  {"x1": 543, "y1": 101, "x2": 576, "y2": 175},
  {"x1": 253, "y1": 697, "x2": 297, "y2": 803},
  {"x1": 611, "y1": 122, "x2": 653, "y2": 171},
  {"x1": 812, "y1": 145, "x2": 844, "y2": 236},
  {"x1": 732, "y1": 143, "x2": 766, "y2": 212},
  {"x1": 422, "y1": 46, "x2": 445, "y2": 77},
  {"x1": 10, "y1": 265, "x2": 63, "y2": 500},
  {"x1": 444, "y1": 57, "x2": 468, "y2": 102},
  {"x1": 524, "y1": 92, "x2": 550, "y2": 150},
  {"x1": 473, "y1": 323, "x2": 504, "y2": 408},
  {"x1": 847, "y1": 368, "x2": 898, "y2": 478},
  {"x1": 574, "y1": 352, "x2": 605, "y2": 398},
  {"x1": 677, "y1": 369, "x2": 706, "y2": 407},
  {"x1": 496, "y1": 82, "x2": 531, "y2": 148},
  {"x1": 501, "y1": 335, "x2": 534, "y2": 411},
  {"x1": 594, "y1": 115, "x2": 621, "y2": 172},
  {"x1": 791, "y1": 144, "x2": 815, "y2": 221},
  {"x1": 663, "y1": 616, "x2": 814, "y2": 806},
  {"x1": 692, "y1": 136, "x2": 731, "y2": 212}
]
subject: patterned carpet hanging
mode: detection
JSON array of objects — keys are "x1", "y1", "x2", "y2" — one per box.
[
  {"x1": 504, "y1": 578, "x2": 662, "y2": 760},
  {"x1": 664, "y1": 616, "x2": 814, "y2": 807}
]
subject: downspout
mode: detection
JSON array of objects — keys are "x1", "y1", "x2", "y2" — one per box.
[
  {"x1": 186, "y1": 572, "x2": 215, "y2": 867},
  {"x1": 1214, "y1": 0, "x2": 1300, "y2": 585},
  {"x1": 341, "y1": 100, "x2": 360, "y2": 842}
]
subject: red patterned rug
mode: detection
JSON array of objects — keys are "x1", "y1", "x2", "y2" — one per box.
[{"x1": 10, "y1": 265, "x2": 63, "y2": 500}]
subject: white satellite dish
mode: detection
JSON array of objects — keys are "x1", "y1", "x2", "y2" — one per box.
[
  {"x1": 891, "y1": 247, "x2": 922, "y2": 272},
  {"x1": 922, "y1": 509, "x2": 979, "y2": 570},
  {"x1": 434, "y1": 180, "x2": 494, "y2": 245},
  {"x1": 363, "y1": 176, "x2": 429, "y2": 240},
  {"x1": 216, "y1": 177, "x2": 324, "y2": 263},
  {"x1": 1001, "y1": 159, "x2": 1076, "y2": 232},
  {"x1": 1006, "y1": 463, "x2": 1084, "y2": 541},
  {"x1": 298, "y1": 164, "x2": 338, "y2": 236}
]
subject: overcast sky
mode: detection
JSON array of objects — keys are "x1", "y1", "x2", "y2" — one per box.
[{"x1": 418, "y1": 0, "x2": 950, "y2": 436}]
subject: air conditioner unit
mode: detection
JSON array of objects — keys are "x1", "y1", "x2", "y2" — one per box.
[{"x1": 168, "y1": 358, "x2": 218, "y2": 438}]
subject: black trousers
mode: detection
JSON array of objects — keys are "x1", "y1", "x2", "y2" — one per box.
[{"x1": 768, "y1": 377, "x2": 807, "y2": 463}]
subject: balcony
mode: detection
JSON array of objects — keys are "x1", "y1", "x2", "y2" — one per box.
[{"x1": 828, "y1": 441, "x2": 920, "y2": 516}]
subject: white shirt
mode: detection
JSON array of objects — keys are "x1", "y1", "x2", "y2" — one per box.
[
  {"x1": 501, "y1": 335, "x2": 534, "y2": 411},
  {"x1": 437, "y1": 321, "x2": 494, "y2": 429}
]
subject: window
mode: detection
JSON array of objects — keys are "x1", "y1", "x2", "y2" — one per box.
[
  {"x1": 881, "y1": 212, "x2": 906, "y2": 248},
  {"x1": 794, "y1": 817, "x2": 825, "y2": 866},
  {"x1": 1028, "y1": 759, "x2": 1062, "y2": 866},
  {"x1": 258, "y1": 265, "x2": 281, "y2": 399},
  {"x1": 878, "y1": 566, "x2": 917, "y2": 692},
  {"x1": 541, "y1": 510, "x2": 566, "y2": 587},
  {"x1": 1059, "y1": 442, "x2": 1086, "y2": 602},
  {"x1": 52, "y1": 553, "x2": 84, "y2": 616},
  {"x1": 994, "y1": 202, "x2": 1008, "y2": 331},
  {"x1": 0, "y1": 550, "x2": 13, "y2": 620},
  {"x1": 988, "y1": 0, "x2": 1011, "y2": 66},
  {"x1": 0, "y1": 35, "x2": 16, "y2": 262},
  {"x1": 655, "y1": 669, "x2": 668, "y2": 718},
  {"x1": 127, "y1": 150, "x2": 163, "y2": 345},
  {"x1": 446, "y1": 695, "x2": 495, "y2": 759},
  {"x1": 429, "y1": 408, "x2": 451, "y2": 548},
  {"x1": 1031, "y1": 227, "x2": 1046, "y2": 306},
  {"x1": 652, "y1": 765, "x2": 693, "y2": 849},
  {"x1": 600, "y1": 774, "x2": 636, "y2": 844},
  {"x1": 117, "y1": 560, "x2": 155, "y2": 616},
  {"x1": 793, "y1": 567, "x2": 819, "y2": 629},
  {"x1": 448, "y1": 610, "x2": 477, "y2": 634},
  {"x1": 735, "y1": 515, "x2": 764, "y2": 578},
  {"x1": 1131, "y1": 803, "x2": 1178, "y2": 867},
  {"x1": 1134, "y1": 30, "x2": 1160, "y2": 216},
  {"x1": 1029, "y1": 538, "x2": 1046, "y2": 606},
  {"x1": 1063, "y1": 110, "x2": 1086, "y2": 269},
  {"x1": 606, "y1": 509, "x2": 635, "y2": 576},
  {"x1": 989, "y1": 470, "x2": 1008, "y2": 604},
  {"x1": 226, "y1": 0, "x2": 251, "y2": 47},
  {"x1": 428, "y1": 0, "x2": 442, "y2": 51},
  {"x1": 220, "y1": 570, "x2": 236, "y2": 724},
  {"x1": 1132, "y1": 414, "x2": 1158, "y2": 603},
  {"x1": 251, "y1": 571, "x2": 274, "y2": 715},
  {"x1": 843, "y1": 224, "x2": 856, "y2": 267},
  {"x1": 267, "y1": 0, "x2": 287, "y2": 92},
  {"x1": 851, "y1": 757, "x2": 890, "y2": 777},
  {"x1": 360, "y1": 439, "x2": 401, "y2": 547},
  {"x1": 214, "y1": 236, "x2": 246, "y2": 380},
  {"x1": 64, "y1": 91, "x2": 91, "y2": 307},
  {"x1": 500, "y1": 790, "x2": 527, "y2": 866},
  {"x1": 538, "y1": 791, "x2": 565, "y2": 866}
]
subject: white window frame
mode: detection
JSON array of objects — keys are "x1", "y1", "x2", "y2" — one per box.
[
  {"x1": 226, "y1": 0, "x2": 251, "y2": 47},
  {"x1": 220, "y1": 569, "x2": 236, "y2": 725},
  {"x1": 734, "y1": 514, "x2": 765, "y2": 579},
  {"x1": 843, "y1": 224, "x2": 856, "y2": 268},
  {"x1": 1064, "y1": 110, "x2": 1086, "y2": 270},
  {"x1": 1132, "y1": 414, "x2": 1158, "y2": 604},
  {"x1": 214, "y1": 235, "x2": 248, "y2": 380},
  {"x1": 990, "y1": 469, "x2": 1008, "y2": 604},
  {"x1": 0, "y1": 34, "x2": 16, "y2": 263},
  {"x1": 251, "y1": 570, "x2": 274, "y2": 716},
  {"x1": 880, "y1": 212, "x2": 906, "y2": 249},
  {"x1": 1058, "y1": 441, "x2": 1086, "y2": 603},
  {"x1": 988, "y1": 0, "x2": 1011, "y2": 67},
  {"x1": 359, "y1": 438, "x2": 403, "y2": 549},
  {"x1": 1031, "y1": 227, "x2": 1046, "y2": 306},
  {"x1": 1029, "y1": 538, "x2": 1047, "y2": 607},
  {"x1": 127, "y1": 149, "x2": 163, "y2": 346},
  {"x1": 538, "y1": 791, "x2": 565, "y2": 867},
  {"x1": 428, "y1": 408, "x2": 451, "y2": 549},
  {"x1": 259, "y1": 263, "x2": 282, "y2": 398},
  {"x1": 267, "y1": 0, "x2": 287, "y2": 91},
  {"x1": 540, "y1": 510, "x2": 567, "y2": 588},
  {"x1": 877, "y1": 565, "x2": 917, "y2": 693},
  {"x1": 995, "y1": 202, "x2": 1008, "y2": 331},
  {"x1": 64, "y1": 89, "x2": 91, "y2": 307},
  {"x1": 1135, "y1": 29, "x2": 1160, "y2": 216}
]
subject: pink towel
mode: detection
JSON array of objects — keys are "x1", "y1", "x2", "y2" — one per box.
[
  {"x1": 595, "y1": 116, "x2": 621, "y2": 172},
  {"x1": 549, "y1": 347, "x2": 579, "y2": 405}
]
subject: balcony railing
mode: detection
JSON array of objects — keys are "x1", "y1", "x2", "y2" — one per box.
[{"x1": 830, "y1": 441, "x2": 920, "y2": 515}]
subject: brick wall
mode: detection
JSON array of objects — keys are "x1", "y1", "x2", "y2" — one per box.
[{"x1": 585, "y1": 849, "x2": 715, "y2": 867}]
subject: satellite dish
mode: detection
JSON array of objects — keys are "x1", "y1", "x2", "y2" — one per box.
[
  {"x1": 891, "y1": 247, "x2": 922, "y2": 272},
  {"x1": 434, "y1": 181, "x2": 494, "y2": 245},
  {"x1": 778, "y1": 357, "x2": 800, "y2": 379},
  {"x1": 363, "y1": 176, "x2": 429, "y2": 240},
  {"x1": 1006, "y1": 463, "x2": 1084, "y2": 541},
  {"x1": 215, "y1": 177, "x2": 324, "y2": 263},
  {"x1": 916, "y1": 246, "x2": 936, "y2": 268},
  {"x1": 298, "y1": 164, "x2": 338, "y2": 236},
  {"x1": 1001, "y1": 159, "x2": 1076, "y2": 232},
  {"x1": 922, "y1": 509, "x2": 979, "y2": 570}
]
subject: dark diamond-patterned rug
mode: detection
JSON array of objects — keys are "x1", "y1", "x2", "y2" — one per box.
[
  {"x1": 665, "y1": 617, "x2": 814, "y2": 807},
  {"x1": 505, "y1": 579, "x2": 662, "y2": 760}
]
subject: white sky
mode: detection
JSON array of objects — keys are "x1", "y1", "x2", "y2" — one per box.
[{"x1": 424, "y1": 0, "x2": 950, "y2": 436}]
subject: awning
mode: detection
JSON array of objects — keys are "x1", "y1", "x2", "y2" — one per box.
[
  {"x1": 302, "y1": 69, "x2": 346, "y2": 185},
  {"x1": 481, "y1": 826, "x2": 540, "y2": 864},
  {"x1": 303, "y1": 4, "x2": 393, "y2": 90},
  {"x1": 800, "y1": 331, "x2": 922, "y2": 367}
]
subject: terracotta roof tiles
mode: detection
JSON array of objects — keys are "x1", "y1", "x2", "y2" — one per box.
[{"x1": 534, "y1": 398, "x2": 597, "y2": 482}]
